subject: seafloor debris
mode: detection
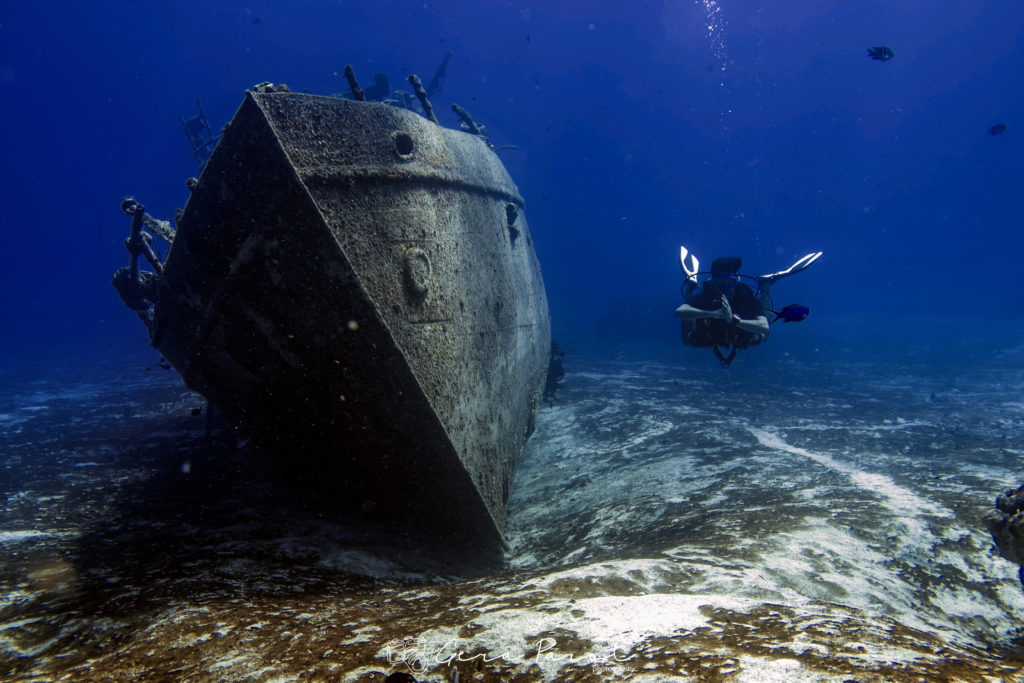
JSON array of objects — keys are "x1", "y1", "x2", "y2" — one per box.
[{"x1": 989, "y1": 483, "x2": 1024, "y2": 587}]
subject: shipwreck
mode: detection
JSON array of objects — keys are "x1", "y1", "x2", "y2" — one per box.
[{"x1": 113, "y1": 80, "x2": 551, "y2": 550}]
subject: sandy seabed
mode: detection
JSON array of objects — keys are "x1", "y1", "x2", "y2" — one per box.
[{"x1": 2, "y1": 347, "x2": 1024, "y2": 681}]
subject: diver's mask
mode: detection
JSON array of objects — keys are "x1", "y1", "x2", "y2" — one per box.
[{"x1": 709, "y1": 272, "x2": 738, "y2": 293}]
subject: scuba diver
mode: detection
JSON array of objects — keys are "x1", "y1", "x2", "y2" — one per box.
[
  {"x1": 675, "y1": 248, "x2": 821, "y2": 368},
  {"x1": 345, "y1": 52, "x2": 455, "y2": 113},
  {"x1": 361, "y1": 72, "x2": 392, "y2": 101}
]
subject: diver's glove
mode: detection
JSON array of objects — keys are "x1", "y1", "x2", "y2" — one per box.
[{"x1": 718, "y1": 296, "x2": 734, "y2": 322}]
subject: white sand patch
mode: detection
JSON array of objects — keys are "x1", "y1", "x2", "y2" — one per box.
[
  {"x1": 735, "y1": 656, "x2": 810, "y2": 682},
  {"x1": 0, "y1": 633, "x2": 60, "y2": 659},
  {"x1": 749, "y1": 427, "x2": 951, "y2": 526},
  {"x1": 0, "y1": 530, "x2": 71, "y2": 544},
  {"x1": 381, "y1": 591, "x2": 757, "y2": 679},
  {"x1": 745, "y1": 427, "x2": 1024, "y2": 636},
  {"x1": 628, "y1": 418, "x2": 675, "y2": 446}
]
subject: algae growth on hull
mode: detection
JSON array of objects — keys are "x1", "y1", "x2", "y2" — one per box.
[{"x1": 1, "y1": 347, "x2": 1024, "y2": 680}]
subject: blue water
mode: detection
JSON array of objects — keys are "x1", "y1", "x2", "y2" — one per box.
[
  {"x1": 2, "y1": 1, "x2": 1024, "y2": 680},
  {"x1": 2, "y1": 1, "x2": 1022, "y2": 361}
]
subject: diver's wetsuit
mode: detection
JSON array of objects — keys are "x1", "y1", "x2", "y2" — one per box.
[{"x1": 681, "y1": 280, "x2": 768, "y2": 352}]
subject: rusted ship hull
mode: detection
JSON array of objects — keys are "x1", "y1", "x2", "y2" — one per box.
[{"x1": 152, "y1": 92, "x2": 550, "y2": 547}]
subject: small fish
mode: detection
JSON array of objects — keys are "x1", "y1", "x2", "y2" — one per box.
[
  {"x1": 988, "y1": 123, "x2": 1008, "y2": 136},
  {"x1": 771, "y1": 304, "x2": 810, "y2": 324},
  {"x1": 867, "y1": 45, "x2": 895, "y2": 61}
]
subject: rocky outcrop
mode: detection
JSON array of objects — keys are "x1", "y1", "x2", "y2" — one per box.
[{"x1": 988, "y1": 483, "x2": 1024, "y2": 587}]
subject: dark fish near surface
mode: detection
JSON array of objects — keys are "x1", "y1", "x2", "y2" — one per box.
[
  {"x1": 771, "y1": 304, "x2": 810, "y2": 324},
  {"x1": 867, "y1": 45, "x2": 895, "y2": 61},
  {"x1": 988, "y1": 123, "x2": 1008, "y2": 135}
]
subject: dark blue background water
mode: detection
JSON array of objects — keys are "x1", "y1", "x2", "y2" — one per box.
[{"x1": 2, "y1": 1, "x2": 1022, "y2": 365}]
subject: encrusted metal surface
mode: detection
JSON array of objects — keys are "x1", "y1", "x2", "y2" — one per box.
[{"x1": 153, "y1": 92, "x2": 550, "y2": 547}]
